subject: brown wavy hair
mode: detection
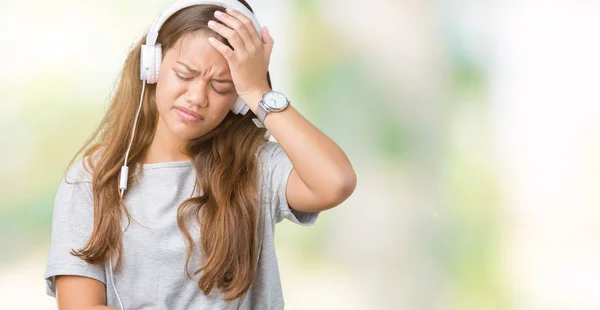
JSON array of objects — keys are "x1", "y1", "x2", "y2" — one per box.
[{"x1": 66, "y1": 1, "x2": 270, "y2": 301}]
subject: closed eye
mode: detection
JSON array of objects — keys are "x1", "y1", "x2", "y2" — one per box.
[
  {"x1": 174, "y1": 70, "x2": 232, "y2": 95},
  {"x1": 174, "y1": 71, "x2": 193, "y2": 81},
  {"x1": 211, "y1": 84, "x2": 232, "y2": 95}
]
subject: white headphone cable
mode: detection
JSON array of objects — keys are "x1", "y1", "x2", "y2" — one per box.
[
  {"x1": 119, "y1": 81, "x2": 146, "y2": 197},
  {"x1": 111, "y1": 80, "x2": 146, "y2": 310},
  {"x1": 109, "y1": 256, "x2": 125, "y2": 310}
]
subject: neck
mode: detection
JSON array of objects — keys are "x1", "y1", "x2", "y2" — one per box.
[{"x1": 142, "y1": 118, "x2": 190, "y2": 164}]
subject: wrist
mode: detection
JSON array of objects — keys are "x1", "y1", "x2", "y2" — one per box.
[{"x1": 240, "y1": 85, "x2": 271, "y2": 113}]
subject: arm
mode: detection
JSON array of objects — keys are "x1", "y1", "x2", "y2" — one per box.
[
  {"x1": 248, "y1": 100, "x2": 357, "y2": 213},
  {"x1": 55, "y1": 275, "x2": 116, "y2": 310},
  {"x1": 208, "y1": 10, "x2": 357, "y2": 212}
]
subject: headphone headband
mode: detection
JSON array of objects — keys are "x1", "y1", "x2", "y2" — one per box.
[{"x1": 146, "y1": 0, "x2": 262, "y2": 46}]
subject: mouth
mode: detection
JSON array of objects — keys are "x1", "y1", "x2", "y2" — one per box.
[{"x1": 174, "y1": 106, "x2": 204, "y2": 122}]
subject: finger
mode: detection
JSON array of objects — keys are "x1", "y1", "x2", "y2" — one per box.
[
  {"x1": 207, "y1": 19, "x2": 245, "y2": 52},
  {"x1": 262, "y1": 27, "x2": 274, "y2": 55},
  {"x1": 207, "y1": 37, "x2": 236, "y2": 63},
  {"x1": 224, "y1": 9, "x2": 263, "y2": 48},
  {"x1": 214, "y1": 10, "x2": 255, "y2": 52}
]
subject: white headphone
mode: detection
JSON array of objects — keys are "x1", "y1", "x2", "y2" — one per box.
[{"x1": 113, "y1": 2, "x2": 263, "y2": 308}]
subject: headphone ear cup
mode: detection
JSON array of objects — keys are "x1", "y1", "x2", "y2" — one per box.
[
  {"x1": 140, "y1": 45, "x2": 150, "y2": 82},
  {"x1": 140, "y1": 44, "x2": 162, "y2": 84},
  {"x1": 231, "y1": 96, "x2": 250, "y2": 115},
  {"x1": 152, "y1": 45, "x2": 162, "y2": 84}
]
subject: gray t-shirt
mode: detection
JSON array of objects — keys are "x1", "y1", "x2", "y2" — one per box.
[{"x1": 44, "y1": 142, "x2": 318, "y2": 309}]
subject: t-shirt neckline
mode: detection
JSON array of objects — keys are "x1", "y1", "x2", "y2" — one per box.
[{"x1": 139, "y1": 161, "x2": 193, "y2": 170}]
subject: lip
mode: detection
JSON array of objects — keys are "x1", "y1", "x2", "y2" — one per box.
[{"x1": 174, "y1": 106, "x2": 204, "y2": 122}]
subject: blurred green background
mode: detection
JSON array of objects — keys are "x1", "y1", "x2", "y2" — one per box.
[{"x1": 2, "y1": 1, "x2": 600, "y2": 309}]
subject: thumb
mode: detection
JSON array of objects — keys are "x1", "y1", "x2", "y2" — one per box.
[{"x1": 262, "y1": 27, "x2": 274, "y2": 53}]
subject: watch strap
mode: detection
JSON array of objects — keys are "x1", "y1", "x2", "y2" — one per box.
[
  {"x1": 251, "y1": 101, "x2": 267, "y2": 128},
  {"x1": 256, "y1": 100, "x2": 269, "y2": 123},
  {"x1": 252, "y1": 118, "x2": 265, "y2": 128}
]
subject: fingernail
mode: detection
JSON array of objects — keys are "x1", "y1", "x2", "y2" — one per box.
[
  {"x1": 226, "y1": 8, "x2": 234, "y2": 13},
  {"x1": 208, "y1": 20, "x2": 216, "y2": 27},
  {"x1": 214, "y1": 11, "x2": 223, "y2": 17}
]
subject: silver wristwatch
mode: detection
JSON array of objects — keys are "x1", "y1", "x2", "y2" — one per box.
[{"x1": 252, "y1": 90, "x2": 290, "y2": 128}]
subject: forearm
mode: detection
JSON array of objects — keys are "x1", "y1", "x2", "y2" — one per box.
[
  {"x1": 244, "y1": 90, "x2": 356, "y2": 199},
  {"x1": 268, "y1": 105, "x2": 355, "y2": 192}
]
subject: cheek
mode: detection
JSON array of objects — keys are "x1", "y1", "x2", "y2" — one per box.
[
  {"x1": 155, "y1": 75, "x2": 182, "y2": 109},
  {"x1": 208, "y1": 95, "x2": 236, "y2": 119}
]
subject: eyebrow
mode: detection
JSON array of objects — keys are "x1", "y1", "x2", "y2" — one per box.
[{"x1": 176, "y1": 61, "x2": 233, "y2": 83}]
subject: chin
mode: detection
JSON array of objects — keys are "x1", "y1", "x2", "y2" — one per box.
[
  {"x1": 167, "y1": 122, "x2": 206, "y2": 141},
  {"x1": 177, "y1": 129, "x2": 207, "y2": 141}
]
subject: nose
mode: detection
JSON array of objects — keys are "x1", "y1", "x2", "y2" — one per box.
[{"x1": 185, "y1": 80, "x2": 209, "y2": 107}]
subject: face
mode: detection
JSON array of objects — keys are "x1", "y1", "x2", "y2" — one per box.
[{"x1": 154, "y1": 31, "x2": 236, "y2": 142}]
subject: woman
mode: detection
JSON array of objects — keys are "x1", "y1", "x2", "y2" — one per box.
[{"x1": 44, "y1": 0, "x2": 356, "y2": 309}]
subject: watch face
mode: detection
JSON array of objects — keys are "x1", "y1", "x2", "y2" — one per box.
[{"x1": 263, "y1": 91, "x2": 289, "y2": 110}]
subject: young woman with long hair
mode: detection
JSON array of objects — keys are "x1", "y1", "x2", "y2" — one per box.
[{"x1": 44, "y1": 1, "x2": 356, "y2": 309}]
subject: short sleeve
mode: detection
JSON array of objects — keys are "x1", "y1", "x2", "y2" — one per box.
[
  {"x1": 258, "y1": 141, "x2": 319, "y2": 226},
  {"x1": 44, "y1": 159, "x2": 106, "y2": 297}
]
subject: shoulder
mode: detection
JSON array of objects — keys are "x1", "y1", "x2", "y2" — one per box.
[
  {"x1": 256, "y1": 141, "x2": 285, "y2": 163},
  {"x1": 63, "y1": 147, "x2": 105, "y2": 184},
  {"x1": 53, "y1": 155, "x2": 98, "y2": 224},
  {"x1": 255, "y1": 140, "x2": 293, "y2": 187},
  {"x1": 64, "y1": 158, "x2": 92, "y2": 184}
]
